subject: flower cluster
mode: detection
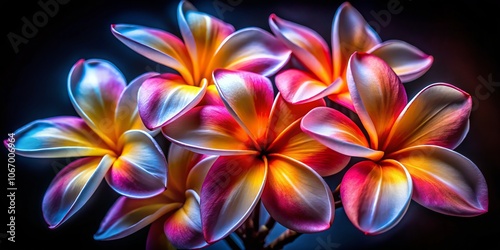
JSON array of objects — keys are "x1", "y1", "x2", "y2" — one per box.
[{"x1": 7, "y1": 1, "x2": 488, "y2": 249}]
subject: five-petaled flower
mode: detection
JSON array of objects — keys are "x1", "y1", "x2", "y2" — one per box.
[
  {"x1": 162, "y1": 69, "x2": 350, "y2": 243},
  {"x1": 269, "y1": 2, "x2": 433, "y2": 110},
  {"x1": 111, "y1": 0, "x2": 291, "y2": 130},
  {"x1": 7, "y1": 59, "x2": 168, "y2": 228},
  {"x1": 94, "y1": 144, "x2": 217, "y2": 249},
  {"x1": 301, "y1": 52, "x2": 488, "y2": 235}
]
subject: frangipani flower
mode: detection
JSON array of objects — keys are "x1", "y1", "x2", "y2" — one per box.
[
  {"x1": 112, "y1": 0, "x2": 291, "y2": 130},
  {"x1": 7, "y1": 59, "x2": 168, "y2": 228},
  {"x1": 269, "y1": 1, "x2": 433, "y2": 110},
  {"x1": 301, "y1": 52, "x2": 488, "y2": 235},
  {"x1": 94, "y1": 144, "x2": 217, "y2": 249},
  {"x1": 162, "y1": 69, "x2": 350, "y2": 243}
]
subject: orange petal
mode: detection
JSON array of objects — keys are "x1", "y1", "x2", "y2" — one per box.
[
  {"x1": 369, "y1": 40, "x2": 433, "y2": 83},
  {"x1": 385, "y1": 83, "x2": 472, "y2": 152},
  {"x1": 341, "y1": 159, "x2": 412, "y2": 235},
  {"x1": 214, "y1": 69, "x2": 274, "y2": 144},
  {"x1": 68, "y1": 59, "x2": 126, "y2": 146},
  {"x1": 266, "y1": 93, "x2": 325, "y2": 141},
  {"x1": 201, "y1": 155, "x2": 267, "y2": 243},
  {"x1": 269, "y1": 119, "x2": 350, "y2": 176},
  {"x1": 301, "y1": 107, "x2": 383, "y2": 161},
  {"x1": 262, "y1": 155, "x2": 334, "y2": 233},
  {"x1": 275, "y1": 69, "x2": 342, "y2": 104},
  {"x1": 269, "y1": 14, "x2": 332, "y2": 83},
  {"x1": 177, "y1": 0, "x2": 235, "y2": 83},
  {"x1": 347, "y1": 52, "x2": 407, "y2": 149},
  {"x1": 332, "y1": 2, "x2": 381, "y2": 78},
  {"x1": 392, "y1": 145, "x2": 488, "y2": 216},
  {"x1": 110, "y1": 24, "x2": 193, "y2": 84},
  {"x1": 162, "y1": 105, "x2": 257, "y2": 155}
]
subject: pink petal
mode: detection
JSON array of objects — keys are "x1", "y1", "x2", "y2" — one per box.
[
  {"x1": 268, "y1": 119, "x2": 350, "y2": 176},
  {"x1": 301, "y1": 107, "x2": 383, "y2": 161},
  {"x1": 94, "y1": 195, "x2": 180, "y2": 240},
  {"x1": 214, "y1": 69, "x2": 274, "y2": 142},
  {"x1": 177, "y1": 0, "x2": 235, "y2": 83},
  {"x1": 275, "y1": 69, "x2": 342, "y2": 104},
  {"x1": 110, "y1": 24, "x2": 193, "y2": 84},
  {"x1": 341, "y1": 159, "x2": 412, "y2": 235},
  {"x1": 347, "y1": 52, "x2": 407, "y2": 149},
  {"x1": 106, "y1": 130, "x2": 167, "y2": 198},
  {"x1": 115, "y1": 72, "x2": 159, "y2": 136},
  {"x1": 164, "y1": 190, "x2": 208, "y2": 249},
  {"x1": 201, "y1": 155, "x2": 267, "y2": 243},
  {"x1": 211, "y1": 27, "x2": 291, "y2": 77},
  {"x1": 11, "y1": 116, "x2": 112, "y2": 158},
  {"x1": 138, "y1": 73, "x2": 207, "y2": 130},
  {"x1": 269, "y1": 14, "x2": 332, "y2": 83},
  {"x1": 43, "y1": 155, "x2": 115, "y2": 228},
  {"x1": 68, "y1": 59, "x2": 127, "y2": 146},
  {"x1": 392, "y1": 145, "x2": 488, "y2": 216},
  {"x1": 332, "y1": 2, "x2": 381, "y2": 78},
  {"x1": 385, "y1": 83, "x2": 471, "y2": 152},
  {"x1": 262, "y1": 155, "x2": 334, "y2": 233},
  {"x1": 369, "y1": 40, "x2": 433, "y2": 82},
  {"x1": 162, "y1": 105, "x2": 257, "y2": 156}
]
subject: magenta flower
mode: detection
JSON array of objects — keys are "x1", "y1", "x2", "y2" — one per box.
[
  {"x1": 301, "y1": 52, "x2": 488, "y2": 234},
  {"x1": 7, "y1": 59, "x2": 168, "y2": 228},
  {"x1": 162, "y1": 69, "x2": 350, "y2": 243},
  {"x1": 111, "y1": 0, "x2": 291, "y2": 130},
  {"x1": 269, "y1": 2, "x2": 433, "y2": 110},
  {"x1": 94, "y1": 144, "x2": 217, "y2": 249}
]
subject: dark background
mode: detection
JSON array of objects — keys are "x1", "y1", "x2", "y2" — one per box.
[{"x1": 2, "y1": 0, "x2": 500, "y2": 249}]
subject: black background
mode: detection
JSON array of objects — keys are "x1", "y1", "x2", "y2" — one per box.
[{"x1": 2, "y1": 0, "x2": 500, "y2": 249}]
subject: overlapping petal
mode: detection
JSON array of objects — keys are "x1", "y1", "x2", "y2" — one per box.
[
  {"x1": 11, "y1": 116, "x2": 113, "y2": 158},
  {"x1": 106, "y1": 130, "x2": 167, "y2": 198},
  {"x1": 211, "y1": 27, "x2": 291, "y2": 77},
  {"x1": 138, "y1": 74, "x2": 207, "y2": 130},
  {"x1": 166, "y1": 143, "x2": 216, "y2": 195},
  {"x1": 178, "y1": 0, "x2": 235, "y2": 83},
  {"x1": 269, "y1": 14, "x2": 332, "y2": 83},
  {"x1": 214, "y1": 69, "x2": 274, "y2": 142},
  {"x1": 369, "y1": 40, "x2": 434, "y2": 82},
  {"x1": 392, "y1": 145, "x2": 488, "y2": 216},
  {"x1": 164, "y1": 190, "x2": 207, "y2": 249},
  {"x1": 385, "y1": 83, "x2": 471, "y2": 152},
  {"x1": 68, "y1": 59, "x2": 126, "y2": 146},
  {"x1": 266, "y1": 94, "x2": 325, "y2": 140},
  {"x1": 340, "y1": 159, "x2": 412, "y2": 235},
  {"x1": 186, "y1": 156, "x2": 218, "y2": 194},
  {"x1": 347, "y1": 52, "x2": 407, "y2": 149},
  {"x1": 43, "y1": 155, "x2": 115, "y2": 228},
  {"x1": 332, "y1": 2, "x2": 381, "y2": 78},
  {"x1": 262, "y1": 155, "x2": 334, "y2": 232},
  {"x1": 201, "y1": 155, "x2": 267, "y2": 243},
  {"x1": 162, "y1": 105, "x2": 256, "y2": 155},
  {"x1": 275, "y1": 69, "x2": 342, "y2": 104},
  {"x1": 115, "y1": 72, "x2": 159, "y2": 136},
  {"x1": 94, "y1": 195, "x2": 181, "y2": 240},
  {"x1": 269, "y1": 119, "x2": 350, "y2": 176},
  {"x1": 110, "y1": 24, "x2": 193, "y2": 83},
  {"x1": 301, "y1": 107, "x2": 383, "y2": 161}
]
